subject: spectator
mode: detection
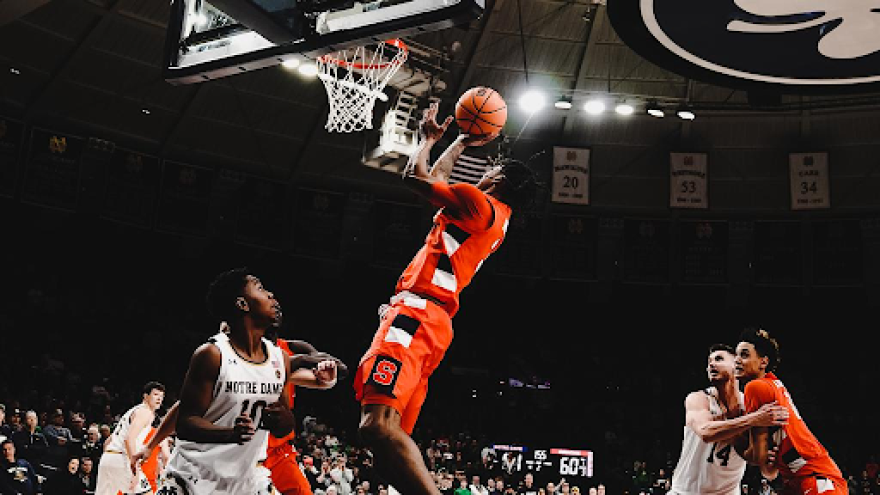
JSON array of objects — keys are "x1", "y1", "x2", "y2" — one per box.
[
  {"x1": 487, "y1": 477, "x2": 497, "y2": 495},
  {"x1": 519, "y1": 473, "x2": 538, "y2": 495},
  {"x1": 12, "y1": 410, "x2": 48, "y2": 470},
  {"x1": 362, "y1": 480, "x2": 373, "y2": 495},
  {"x1": 867, "y1": 457, "x2": 879, "y2": 481},
  {"x1": 5, "y1": 409, "x2": 23, "y2": 437},
  {"x1": 42, "y1": 456, "x2": 85, "y2": 495},
  {"x1": 78, "y1": 426, "x2": 102, "y2": 467},
  {"x1": 759, "y1": 478, "x2": 774, "y2": 495},
  {"x1": 43, "y1": 409, "x2": 74, "y2": 470},
  {"x1": 300, "y1": 455, "x2": 320, "y2": 490},
  {"x1": 79, "y1": 457, "x2": 97, "y2": 495},
  {"x1": 96, "y1": 425, "x2": 110, "y2": 447},
  {"x1": 455, "y1": 478, "x2": 472, "y2": 495},
  {"x1": 847, "y1": 474, "x2": 859, "y2": 495},
  {"x1": 327, "y1": 454, "x2": 354, "y2": 495},
  {"x1": 0, "y1": 439, "x2": 39, "y2": 495},
  {"x1": 66, "y1": 414, "x2": 85, "y2": 452},
  {"x1": 470, "y1": 475, "x2": 488, "y2": 495},
  {"x1": 0, "y1": 405, "x2": 11, "y2": 441}
]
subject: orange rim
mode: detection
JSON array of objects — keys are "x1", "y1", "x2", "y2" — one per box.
[{"x1": 318, "y1": 38, "x2": 408, "y2": 70}]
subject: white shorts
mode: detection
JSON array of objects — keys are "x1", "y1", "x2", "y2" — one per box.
[
  {"x1": 158, "y1": 467, "x2": 273, "y2": 495},
  {"x1": 95, "y1": 451, "x2": 151, "y2": 495}
]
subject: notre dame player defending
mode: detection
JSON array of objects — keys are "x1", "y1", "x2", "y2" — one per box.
[
  {"x1": 668, "y1": 344, "x2": 788, "y2": 495},
  {"x1": 354, "y1": 103, "x2": 537, "y2": 495},
  {"x1": 157, "y1": 268, "x2": 295, "y2": 495}
]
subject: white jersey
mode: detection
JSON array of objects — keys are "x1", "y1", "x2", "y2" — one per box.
[
  {"x1": 105, "y1": 403, "x2": 150, "y2": 454},
  {"x1": 669, "y1": 387, "x2": 747, "y2": 495},
  {"x1": 164, "y1": 332, "x2": 287, "y2": 494}
]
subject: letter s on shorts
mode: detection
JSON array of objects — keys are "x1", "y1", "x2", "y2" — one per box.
[{"x1": 368, "y1": 356, "x2": 402, "y2": 397}]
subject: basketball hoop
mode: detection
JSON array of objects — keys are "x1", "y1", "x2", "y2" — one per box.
[{"x1": 317, "y1": 39, "x2": 408, "y2": 133}]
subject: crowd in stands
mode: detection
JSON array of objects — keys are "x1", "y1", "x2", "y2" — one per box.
[{"x1": 2, "y1": 386, "x2": 879, "y2": 495}]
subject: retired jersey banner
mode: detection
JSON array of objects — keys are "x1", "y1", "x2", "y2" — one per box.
[
  {"x1": 235, "y1": 176, "x2": 287, "y2": 249},
  {"x1": 0, "y1": 118, "x2": 24, "y2": 198},
  {"x1": 157, "y1": 161, "x2": 215, "y2": 236},
  {"x1": 670, "y1": 152, "x2": 708, "y2": 209},
  {"x1": 22, "y1": 128, "x2": 84, "y2": 211},
  {"x1": 549, "y1": 215, "x2": 597, "y2": 280},
  {"x1": 290, "y1": 188, "x2": 346, "y2": 259},
  {"x1": 373, "y1": 200, "x2": 424, "y2": 269},
  {"x1": 552, "y1": 147, "x2": 590, "y2": 205},
  {"x1": 623, "y1": 219, "x2": 670, "y2": 283},
  {"x1": 102, "y1": 149, "x2": 160, "y2": 228},
  {"x1": 789, "y1": 152, "x2": 829, "y2": 210},
  {"x1": 678, "y1": 220, "x2": 728, "y2": 284}
]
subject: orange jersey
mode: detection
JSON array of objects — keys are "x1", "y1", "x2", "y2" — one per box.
[
  {"x1": 744, "y1": 372, "x2": 843, "y2": 481},
  {"x1": 269, "y1": 339, "x2": 297, "y2": 449},
  {"x1": 396, "y1": 182, "x2": 511, "y2": 317}
]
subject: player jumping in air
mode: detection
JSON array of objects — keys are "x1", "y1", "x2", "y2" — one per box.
[{"x1": 354, "y1": 102, "x2": 537, "y2": 495}]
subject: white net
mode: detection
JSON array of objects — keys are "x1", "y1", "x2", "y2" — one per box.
[{"x1": 317, "y1": 39, "x2": 408, "y2": 133}]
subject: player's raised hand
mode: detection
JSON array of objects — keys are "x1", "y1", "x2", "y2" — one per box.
[
  {"x1": 231, "y1": 412, "x2": 255, "y2": 444},
  {"x1": 753, "y1": 402, "x2": 789, "y2": 427},
  {"x1": 314, "y1": 360, "x2": 338, "y2": 384},
  {"x1": 420, "y1": 102, "x2": 453, "y2": 141}
]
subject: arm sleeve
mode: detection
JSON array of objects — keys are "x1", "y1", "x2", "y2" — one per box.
[
  {"x1": 744, "y1": 380, "x2": 776, "y2": 413},
  {"x1": 428, "y1": 182, "x2": 493, "y2": 231}
]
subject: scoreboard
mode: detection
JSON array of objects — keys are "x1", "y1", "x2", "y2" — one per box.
[{"x1": 494, "y1": 445, "x2": 593, "y2": 479}]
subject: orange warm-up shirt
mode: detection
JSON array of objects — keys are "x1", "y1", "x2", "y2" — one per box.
[
  {"x1": 396, "y1": 182, "x2": 511, "y2": 317},
  {"x1": 744, "y1": 372, "x2": 843, "y2": 481}
]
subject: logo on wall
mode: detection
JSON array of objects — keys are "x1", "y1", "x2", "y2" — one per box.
[
  {"x1": 48, "y1": 135, "x2": 67, "y2": 154},
  {"x1": 608, "y1": 0, "x2": 880, "y2": 92}
]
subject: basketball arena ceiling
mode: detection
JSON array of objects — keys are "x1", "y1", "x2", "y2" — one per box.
[{"x1": 2, "y1": 0, "x2": 879, "y2": 187}]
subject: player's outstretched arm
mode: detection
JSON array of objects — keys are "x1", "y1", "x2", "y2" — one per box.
[
  {"x1": 285, "y1": 340, "x2": 349, "y2": 380},
  {"x1": 131, "y1": 401, "x2": 180, "y2": 474},
  {"x1": 176, "y1": 343, "x2": 255, "y2": 444},
  {"x1": 402, "y1": 103, "x2": 449, "y2": 194},
  {"x1": 685, "y1": 392, "x2": 788, "y2": 444}
]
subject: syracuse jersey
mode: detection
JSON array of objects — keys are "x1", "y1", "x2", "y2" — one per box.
[
  {"x1": 744, "y1": 373, "x2": 843, "y2": 482},
  {"x1": 395, "y1": 182, "x2": 511, "y2": 317},
  {"x1": 268, "y1": 339, "x2": 297, "y2": 449}
]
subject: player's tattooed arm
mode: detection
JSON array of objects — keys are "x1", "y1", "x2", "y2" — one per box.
[
  {"x1": 403, "y1": 102, "x2": 449, "y2": 193},
  {"x1": 177, "y1": 343, "x2": 255, "y2": 444}
]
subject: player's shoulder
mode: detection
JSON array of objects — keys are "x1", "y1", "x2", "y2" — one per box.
[
  {"x1": 744, "y1": 377, "x2": 775, "y2": 399},
  {"x1": 684, "y1": 389, "x2": 711, "y2": 409}
]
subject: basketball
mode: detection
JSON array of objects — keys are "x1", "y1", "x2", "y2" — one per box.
[{"x1": 455, "y1": 86, "x2": 507, "y2": 136}]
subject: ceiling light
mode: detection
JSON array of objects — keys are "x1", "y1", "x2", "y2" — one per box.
[
  {"x1": 281, "y1": 58, "x2": 301, "y2": 70},
  {"x1": 677, "y1": 108, "x2": 695, "y2": 120},
  {"x1": 519, "y1": 90, "x2": 546, "y2": 113},
  {"x1": 646, "y1": 101, "x2": 664, "y2": 118},
  {"x1": 554, "y1": 96, "x2": 572, "y2": 110},
  {"x1": 141, "y1": 108, "x2": 151, "y2": 115},
  {"x1": 298, "y1": 63, "x2": 319, "y2": 77},
  {"x1": 584, "y1": 98, "x2": 605, "y2": 115},
  {"x1": 615, "y1": 101, "x2": 634, "y2": 116},
  {"x1": 9, "y1": 67, "x2": 20, "y2": 75}
]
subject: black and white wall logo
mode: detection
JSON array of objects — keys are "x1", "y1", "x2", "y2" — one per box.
[{"x1": 609, "y1": 0, "x2": 880, "y2": 92}]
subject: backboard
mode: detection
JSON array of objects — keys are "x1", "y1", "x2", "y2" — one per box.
[{"x1": 164, "y1": 0, "x2": 485, "y2": 85}]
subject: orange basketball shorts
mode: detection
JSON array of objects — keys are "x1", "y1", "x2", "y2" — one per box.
[
  {"x1": 782, "y1": 475, "x2": 847, "y2": 495},
  {"x1": 266, "y1": 443, "x2": 313, "y2": 495},
  {"x1": 354, "y1": 295, "x2": 453, "y2": 435}
]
